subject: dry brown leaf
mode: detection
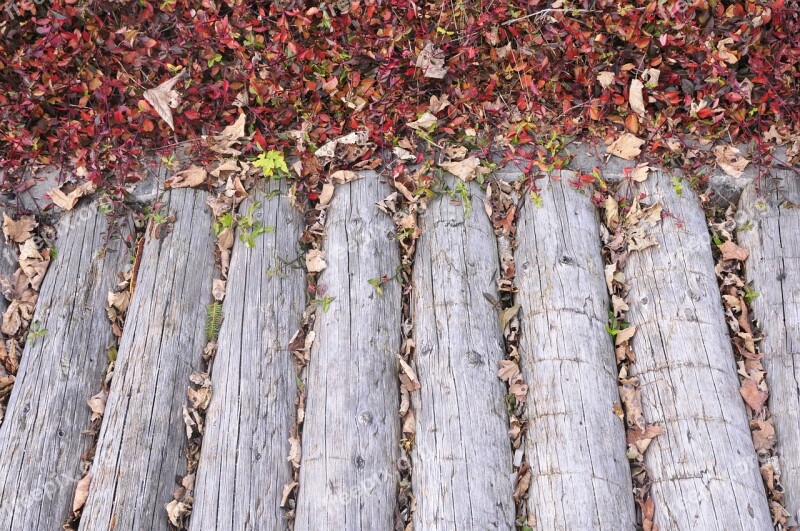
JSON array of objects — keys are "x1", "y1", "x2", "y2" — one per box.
[
  {"x1": 314, "y1": 130, "x2": 369, "y2": 159},
  {"x1": 629, "y1": 79, "x2": 646, "y2": 116},
  {"x1": 330, "y1": 170, "x2": 362, "y2": 184},
  {"x1": 604, "y1": 196, "x2": 620, "y2": 229},
  {"x1": 398, "y1": 356, "x2": 421, "y2": 391},
  {"x1": 740, "y1": 378, "x2": 768, "y2": 412},
  {"x1": 719, "y1": 240, "x2": 749, "y2": 261},
  {"x1": 752, "y1": 419, "x2": 775, "y2": 452},
  {"x1": 407, "y1": 112, "x2": 437, "y2": 131},
  {"x1": 713, "y1": 145, "x2": 750, "y2": 178},
  {"x1": 318, "y1": 183, "x2": 335, "y2": 206},
  {"x1": 164, "y1": 166, "x2": 207, "y2": 189},
  {"x1": 620, "y1": 383, "x2": 645, "y2": 430},
  {"x1": 212, "y1": 279, "x2": 226, "y2": 301},
  {"x1": 429, "y1": 94, "x2": 450, "y2": 113},
  {"x1": 143, "y1": 72, "x2": 183, "y2": 131},
  {"x1": 499, "y1": 304, "x2": 520, "y2": 331},
  {"x1": 72, "y1": 473, "x2": 91, "y2": 513},
  {"x1": 2, "y1": 213, "x2": 37, "y2": 243},
  {"x1": 165, "y1": 500, "x2": 190, "y2": 527},
  {"x1": 305, "y1": 249, "x2": 327, "y2": 273},
  {"x1": 615, "y1": 325, "x2": 637, "y2": 346},
  {"x1": 87, "y1": 390, "x2": 107, "y2": 422},
  {"x1": 607, "y1": 133, "x2": 645, "y2": 160},
  {"x1": 280, "y1": 482, "x2": 298, "y2": 507},
  {"x1": 439, "y1": 157, "x2": 482, "y2": 181},
  {"x1": 497, "y1": 359, "x2": 520, "y2": 382},
  {"x1": 416, "y1": 41, "x2": 447, "y2": 79},
  {"x1": 393, "y1": 147, "x2": 416, "y2": 162},
  {"x1": 49, "y1": 181, "x2": 97, "y2": 210},
  {"x1": 629, "y1": 164, "x2": 652, "y2": 183},
  {"x1": 597, "y1": 71, "x2": 615, "y2": 89},
  {"x1": 207, "y1": 113, "x2": 248, "y2": 155}
]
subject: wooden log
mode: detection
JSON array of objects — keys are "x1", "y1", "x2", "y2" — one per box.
[
  {"x1": 624, "y1": 171, "x2": 771, "y2": 529},
  {"x1": 191, "y1": 181, "x2": 305, "y2": 529},
  {"x1": 0, "y1": 204, "x2": 130, "y2": 528},
  {"x1": 295, "y1": 173, "x2": 402, "y2": 529},
  {"x1": 412, "y1": 178, "x2": 515, "y2": 530},
  {"x1": 738, "y1": 172, "x2": 800, "y2": 520},
  {"x1": 515, "y1": 175, "x2": 635, "y2": 529},
  {"x1": 80, "y1": 189, "x2": 215, "y2": 530}
]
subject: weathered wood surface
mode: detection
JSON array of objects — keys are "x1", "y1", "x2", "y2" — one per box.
[
  {"x1": 295, "y1": 173, "x2": 401, "y2": 529},
  {"x1": 191, "y1": 182, "x2": 305, "y2": 529},
  {"x1": 624, "y1": 171, "x2": 771, "y2": 529},
  {"x1": 0, "y1": 204, "x2": 130, "y2": 528},
  {"x1": 515, "y1": 175, "x2": 635, "y2": 529},
  {"x1": 738, "y1": 171, "x2": 800, "y2": 520},
  {"x1": 80, "y1": 189, "x2": 215, "y2": 530},
  {"x1": 412, "y1": 178, "x2": 515, "y2": 530}
]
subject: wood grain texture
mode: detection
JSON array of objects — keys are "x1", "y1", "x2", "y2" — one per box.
[
  {"x1": 191, "y1": 181, "x2": 305, "y2": 530},
  {"x1": 515, "y1": 175, "x2": 635, "y2": 529},
  {"x1": 0, "y1": 205, "x2": 130, "y2": 528},
  {"x1": 738, "y1": 171, "x2": 800, "y2": 521},
  {"x1": 295, "y1": 173, "x2": 402, "y2": 530},
  {"x1": 80, "y1": 189, "x2": 215, "y2": 531},
  {"x1": 411, "y1": 178, "x2": 515, "y2": 531},
  {"x1": 624, "y1": 171, "x2": 771, "y2": 530}
]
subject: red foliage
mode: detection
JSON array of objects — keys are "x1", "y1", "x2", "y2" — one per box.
[{"x1": 0, "y1": 0, "x2": 798, "y2": 188}]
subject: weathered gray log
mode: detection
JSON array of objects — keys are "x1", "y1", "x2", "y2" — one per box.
[
  {"x1": 739, "y1": 171, "x2": 800, "y2": 521},
  {"x1": 0, "y1": 204, "x2": 130, "y2": 528},
  {"x1": 515, "y1": 175, "x2": 635, "y2": 529},
  {"x1": 412, "y1": 178, "x2": 515, "y2": 530},
  {"x1": 80, "y1": 189, "x2": 215, "y2": 530},
  {"x1": 295, "y1": 173, "x2": 401, "y2": 529},
  {"x1": 191, "y1": 181, "x2": 305, "y2": 529},
  {"x1": 624, "y1": 171, "x2": 771, "y2": 529}
]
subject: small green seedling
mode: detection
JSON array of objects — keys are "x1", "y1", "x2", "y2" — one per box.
[
  {"x1": 238, "y1": 201, "x2": 275, "y2": 248},
  {"x1": 27, "y1": 321, "x2": 47, "y2": 346},
  {"x1": 311, "y1": 295, "x2": 335, "y2": 313},
  {"x1": 253, "y1": 150, "x2": 289, "y2": 178},
  {"x1": 206, "y1": 302, "x2": 223, "y2": 340}
]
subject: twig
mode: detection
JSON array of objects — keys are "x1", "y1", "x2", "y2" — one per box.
[{"x1": 502, "y1": 8, "x2": 597, "y2": 26}]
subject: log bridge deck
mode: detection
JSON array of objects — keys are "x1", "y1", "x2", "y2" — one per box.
[{"x1": 0, "y1": 162, "x2": 797, "y2": 530}]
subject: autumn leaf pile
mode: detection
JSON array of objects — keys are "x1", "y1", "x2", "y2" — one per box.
[{"x1": 1, "y1": 0, "x2": 799, "y2": 191}]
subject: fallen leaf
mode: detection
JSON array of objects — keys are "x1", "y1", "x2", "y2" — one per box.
[
  {"x1": 629, "y1": 164, "x2": 652, "y2": 182},
  {"x1": 212, "y1": 279, "x2": 226, "y2": 301},
  {"x1": 87, "y1": 390, "x2": 107, "y2": 422},
  {"x1": 416, "y1": 41, "x2": 447, "y2": 79},
  {"x1": 393, "y1": 147, "x2": 416, "y2": 161},
  {"x1": 499, "y1": 304, "x2": 520, "y2": 331},
  {"x1": 330, "y1": 170, "x2": 362, "y2": 184},
  {"x1": 2, "y1": 213, "x2": 37, "y2": 243},
  {"x1": 607, "y1": 133, "x2": 645, "y2": 160},
  {"x1": 740, "y1": 378, "x2": 768, "y2": 412},
  {"x1": 49, "y1": 181, "x2": 97, "y2": 210},
  {"x1": 143, "y1": 71, "x2": 183, "y2": 131},
  {"x1": 407, "y1": 112, "x2": 437, "y2": 131},
  {"x1": 615, "y1": 325, "x2": 637, "y2": 345},
  {"x1": 398, "y1": 356, "x2": 421, "y2": 391},
  {"x1": 165, "y1": 500, "x2": 189, "y2": 527},
  {"x1": 314, "y1": 130, "x2": 369, "y2": 159},
  {"x1": 713, "y1": 145, "x2": 750, "y2": 178},
  {"x1": 439, "y1": 157, "x2": 482, "y2": 181},
  {"x1": 207, "y1": 114, "x2": 248, "y2": 155},
  {"x1": 629, "y1": 79, "x2": 646, "y2": 116},
  {"x1": 597, "y1": 71, "x2": 615, "y2": 89},
  {"x1": 719, "y1": 241, "x2": 749, "y2": 261},
  {"x1": 280, "y1": 482, "x2": 298, "y2": 507},
  {"x1": 305, "y1": 249, "x2": 327, "y2": 273},
  {"x1": 429, "y1": 94, "x2": 450, "y2": 113},
  {"x1": 752, "y1": 419, "x2": 775, "y2": 452},
  {"x1": 164, "y1": 166, "x2": 207, "y2": 189},
  {"x1": 72, "y1": 473, "x2": 91, "y2": 513},
  {"x1": 497, "y1": 359, "x2": 520, "y2": 382}
]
